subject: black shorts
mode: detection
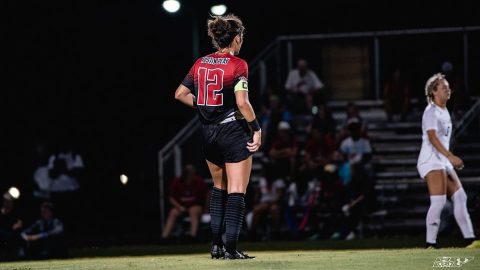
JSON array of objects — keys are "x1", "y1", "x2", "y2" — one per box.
[{"x1": 201, "y1": 119, "x2": 253, "y2": 165}]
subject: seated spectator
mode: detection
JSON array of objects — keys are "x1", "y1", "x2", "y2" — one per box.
[
  {"x1": 338, "y1": 102, "x2": 368, "y2": 143},
  {"x1": 307, "y1": 104, "x2": 336, "y2": 137},
  {"x1": 383, "y1": 67, "x2": 410, "y2": 122},
  {"x1": 32, "y1": 142, "x2": 53, "y2": 200},
  {"x1": 47, "y1": 141, "x2": 85, "y2": 237},
  {"x1": 285, "y1": 58, "x2": 324, "y2": 114},
  {"x1": 161, "y1": 164, "x2": 207, "y2": 242},
  {"x1": 21, "y1": 202, "x2": 67, "y2": 259},
  {"x1": 248, "y1": 175, "x2": 286, "y2": 239},
  {"x1": 334, "y1": 121, "x2": 376, "y2": 240},
  {"x1": 340, "y1": 120, "x2": 372, "y2": 168},
  {"x1": 297, "y1": 126, "x2": 335, "y2": 192},
  {"x1": 258, "y1": 94, "x2": 293, "y2": 154},
  {"x1": 298, "y1": 127, "x2": 325, "y2": 185},
  {"x1": 0, "y1": 192, "x2": 24, "y2": 260},
  {"x1": 330, "y1": 150, "x2": 351, "y2": 186},
  {"x1": 268, "y1": 121, "x2": 298, "y2": 181},
  {"x1": 48, "y1": 142, "x2": 84, "y2": 193},
  {"x1": 333, "y1": 163, "x2": 376, "y2": 240},
  {"x1": 302, "y1": 164, "x2": 346, "y2": 240}
]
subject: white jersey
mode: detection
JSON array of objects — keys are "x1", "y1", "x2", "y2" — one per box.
[{"x1": 417, "y1": 103, "x2": 452, "y2": 169}]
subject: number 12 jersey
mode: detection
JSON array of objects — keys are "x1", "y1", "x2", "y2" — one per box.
[{"x1": 181, "y1": 53, "x2": 249, "y2": 124}]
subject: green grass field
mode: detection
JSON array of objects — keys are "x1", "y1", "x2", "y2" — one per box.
[{"x1": 1, "y1": 239, "x2": 479, "y2": 270}]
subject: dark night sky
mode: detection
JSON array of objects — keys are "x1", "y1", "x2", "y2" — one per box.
[{"x1": 1, "y1": 0, "x2": 479, "y2": 237}]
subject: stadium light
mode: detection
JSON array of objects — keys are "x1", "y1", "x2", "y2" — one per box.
[
  {"x1": 162, "y1": 0, "x2": 181, "y2": 13},
  {"x1": 120, "y1": 174, "x2": 129, "y2": 185},
  {"x1": 8, "y1": 187, "x2": 20, "y2": 199},
  {"x1": 210, "y1": 4, "x2": 227, "y2": 16}
]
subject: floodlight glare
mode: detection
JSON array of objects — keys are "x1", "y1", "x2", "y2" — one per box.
[
  {"x1": 210, "y1": 4, "x2": 227, "y2": 16},
  {"x1": 120, "y1": 174, "x2": 129, "y2": 185},
  {"x1": 8, "y1": 187, "x2": 20, "y2": 199},
  {"x1": 163, "y1": 0, "x2": 181, "y2": 13}
]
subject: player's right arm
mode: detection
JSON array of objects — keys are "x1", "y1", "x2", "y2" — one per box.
[
  {"x1": 174, "y1": 84, "x2": 196, "y2": 108},
  {"x1": 175, "y1": 64, "x2": 197, "y2": 108}
]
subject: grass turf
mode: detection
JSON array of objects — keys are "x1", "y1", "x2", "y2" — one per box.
[{"x1": 1, "y1": 239, "x2": 479, "y2": 270}]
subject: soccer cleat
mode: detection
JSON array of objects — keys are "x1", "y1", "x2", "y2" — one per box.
[
  {"x1": 425, "y1": 242, "x2": 438, "y2": 249},
  {"x1": 224, "y1": 250, "x2": 255, "y2": 260},
  {"x1": 211, "y1": 244, "x2": 226, "y2": 259},
  {"x1": 466, "y1": 240, "x2": 480, "y2": 249}
]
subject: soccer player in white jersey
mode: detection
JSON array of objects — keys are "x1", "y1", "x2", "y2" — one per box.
[{"x1": 417, "y1": 73, "x2": 479, "y2": 248}]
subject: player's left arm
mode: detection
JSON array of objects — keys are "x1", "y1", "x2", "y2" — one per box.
[
  {"x1": 427, "y1": 129, "x2": 463, "y2": 168},
  {"x1": 174, "y1": 84, "x2": 196, "y2": 108},
  {"x1": 234, "y1": 59, "x2": 261, "y2": 152}
]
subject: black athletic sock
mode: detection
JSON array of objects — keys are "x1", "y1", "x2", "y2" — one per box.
[
  {"x1": 210, "y1": 187, "x2": 227, "y2": 246},
  {"x1": 225, "y1": 193, "x2": 245, "y2": 254}
]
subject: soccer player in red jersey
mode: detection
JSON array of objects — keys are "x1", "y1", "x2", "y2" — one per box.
[{"x1": 174, "y1": 14, "x2": 261, "y2": 259}]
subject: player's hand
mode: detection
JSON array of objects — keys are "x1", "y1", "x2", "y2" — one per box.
[
  {"x1": 247, "y1": 130, "x2": 262, "y2": 152},
  {"x1": 448, "y1": 154, "x2": 464, "y2": 169}
]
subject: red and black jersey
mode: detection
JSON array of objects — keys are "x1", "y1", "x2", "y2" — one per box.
[
  {"x1": 181, "y1": 53, "x2": 249, "y2": 124},
  {"x1": 169, "y1": 176, "x2": 207, "y2": 208}
]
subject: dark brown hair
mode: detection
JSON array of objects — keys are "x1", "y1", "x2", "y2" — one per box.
[{"x1": 207, "y1": 14, "x2": 244, "y2": 50}]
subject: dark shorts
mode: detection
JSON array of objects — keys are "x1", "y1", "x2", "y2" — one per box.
[{"x1": 201, "y1": 119, "x2": 253, "y2": 165}]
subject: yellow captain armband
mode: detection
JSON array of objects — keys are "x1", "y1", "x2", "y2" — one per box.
[{"x1": 234, "y1": 79, "x2": 248, "y2": 92}]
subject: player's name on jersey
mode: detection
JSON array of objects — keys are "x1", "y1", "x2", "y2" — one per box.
[{"x1": 201, "y1": 57, "x2": 230, "y2": 65}]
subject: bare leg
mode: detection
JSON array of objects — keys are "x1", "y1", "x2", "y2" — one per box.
[
  {"x1": 206, "y1": 160, "x2": 227, "y2": 190},
  {"x1": 446, "y1": 169, "x2": 462, "y2": 196},
  {"x1": 188, "y1": 205, "x2": 203, "y2": 237},
  {"x1": 162, "y1": 208, "x2": 182, "y2": 238},
  {"x1": 225, "y1": 156, "x2": 252, "y2": 194},
  {"x1": 426, "y1": 170, "x2": 447, "y2": 195}
]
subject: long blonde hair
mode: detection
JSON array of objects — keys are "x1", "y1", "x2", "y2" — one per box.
[{"x1": 424, "y1": 73, "x2": 445, "y2": 104}]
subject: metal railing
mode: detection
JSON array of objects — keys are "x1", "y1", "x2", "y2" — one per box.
[
  {"x1": 158, "y1": 116, "x2": 200, "y2": 228},
  {"x1": 452, "y1": 97, "x2": 480, "y2": 146}
]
